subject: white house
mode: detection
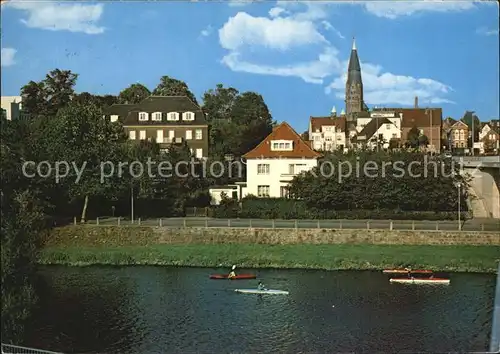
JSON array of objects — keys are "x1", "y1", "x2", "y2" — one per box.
[
  {"x1": 242, "y1": 122, "x2": 321, "y2": 198},
  {"x1": 353, "y1": 116, "x2": 401, "y2": 149},
  {"x1": 309, "y1": 107, "x2": 347, "y2": 152}
]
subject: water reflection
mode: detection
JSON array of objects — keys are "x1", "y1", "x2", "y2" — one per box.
[{"x1": 25, "y1": 266, "x2": 494, "y2": 353}]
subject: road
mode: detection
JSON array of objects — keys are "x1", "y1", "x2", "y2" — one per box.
[{"x1": 91, "y1": 217, "x2": 500, "y2": 232}]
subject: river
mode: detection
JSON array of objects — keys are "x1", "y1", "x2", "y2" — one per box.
[{"x1": 24, "y1": 266, "x2": 494, "y2": 353}]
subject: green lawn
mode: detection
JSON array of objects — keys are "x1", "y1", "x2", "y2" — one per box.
[{"x1": 39, "y1": 244, "x2": 500, "y2": 273}]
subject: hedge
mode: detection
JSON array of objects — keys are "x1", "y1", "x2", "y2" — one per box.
[{"x1": 213, "y1": 197, "x2": 469, "y2": 220}]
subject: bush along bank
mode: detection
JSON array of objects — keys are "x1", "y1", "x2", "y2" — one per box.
[
  {"x1": 213, "y1": 197, "x2": 469, "y2": 220},
  {"x1": 39, "y1": 244, "x2": 500, "y2": 273}
]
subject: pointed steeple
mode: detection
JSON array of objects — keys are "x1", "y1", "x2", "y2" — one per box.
[
  {"x1": 345, "y1": 36, "x2": 364, "y2": 116},
  {"x1": 331, "y1": 106, "x2": 337, "y2": 118},
  {"x1": 348, "y1": 37, "x2": 361, "y2": 74},
  {"x1": 340, "y1": 108, "x2": 345, "y2": 116}
]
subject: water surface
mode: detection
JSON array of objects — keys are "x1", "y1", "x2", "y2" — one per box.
[{"x1": 26, "y1": 266, "x2": 494, "y2": 353}]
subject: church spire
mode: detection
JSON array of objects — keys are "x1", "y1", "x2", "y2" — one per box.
[{"x1": 345, "y1": 36, "x2": 364, "y2": 115}]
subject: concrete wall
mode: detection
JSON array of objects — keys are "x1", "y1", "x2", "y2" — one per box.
[
  {"x1": 49, "y1": 226, "x2": 500, "y2": 246},
  {"x1": 465, "y1": 168, "x2": 500, "y2": 219}
]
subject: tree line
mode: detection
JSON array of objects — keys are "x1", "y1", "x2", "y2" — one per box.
[{"x1": 1, "y1": 68, "x2": 275, "y2": 342}]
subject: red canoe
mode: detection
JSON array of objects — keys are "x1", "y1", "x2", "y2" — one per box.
[
  {"x1": 383, "y1": 269, "x2": 433, "y2": 274},
  {"x1": 209, "y1": 274, "x2": 256, "y2": 280}
]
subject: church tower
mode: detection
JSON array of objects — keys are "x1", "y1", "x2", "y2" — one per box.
[{"x1": 345, "y1": 38, "x2": 364, "y2": 115}]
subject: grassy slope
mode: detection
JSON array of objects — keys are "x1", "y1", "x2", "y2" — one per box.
[{"x1": 39, "y1": 244, "x2": 500, "y2": 273}]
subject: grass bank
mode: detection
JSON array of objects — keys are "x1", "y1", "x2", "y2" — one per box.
[{"x1": 39, "y1": 244, "x2": 500, "y2": 273}]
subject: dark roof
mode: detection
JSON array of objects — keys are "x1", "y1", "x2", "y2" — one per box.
[
  {"x1": 353, "y1": 117, "x2": 393, "y2": 141},
  {"x1": 105, "y1": 96, "x2": 208, "y2": 126},
  {"x1": 104, "y1": 104, "x2": 135, "y2": 116},
  {"x1": 347, "y1": 43, "x2": 362, "y2": 86},
  {"x1": 309, "y1": 116, "x2": 346, "y2": 132},
  {"x1": 391, "y1": 108, "x2": 442, "y2": 127},
  {"x1": 243, "y1": 122, "x2": 321, "y2": 159}
]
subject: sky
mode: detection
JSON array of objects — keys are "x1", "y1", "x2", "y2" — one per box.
[{"x1": 1, "y1": 0, "x2": 499, "y2": 132}]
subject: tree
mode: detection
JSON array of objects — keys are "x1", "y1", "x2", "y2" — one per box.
[
  {"x1": 21, "y1": 69, "x2": 78, "y2": 118},
  {"x1": 41, "y1": 102, "x2": 128, "y2": 222},
  {"x1": 406, "y1": 127, "x2": 420, "y2": 148},
  {"x1": 118, "y1": 83, "x2": 151, "y2": 104},
  {"x1": 202, "y1": 85, "x2": 274, "y2": 158},
  {"x1": 74, "y1": 92, "x2": 118, "y2": 108},
  {"x1": 418, "y1": 134, "x2": 429, "y2": 147},
  {"x1": 461, "y1": 111, "x2": 481, "y2": 142},
  {"x1": 152, "y1": 76, "x2": 198, "y2": 104}
]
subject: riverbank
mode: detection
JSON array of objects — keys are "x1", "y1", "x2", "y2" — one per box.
[{"x1": 39, "y1": 244, "x2": 500, "y2": 273}]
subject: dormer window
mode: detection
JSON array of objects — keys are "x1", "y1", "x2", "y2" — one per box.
[
  {"x1": 152, "y1": 112, "x2": 162, "y2": 121},
  {"x1": 270, "y1": 140, "x2": 293, "y2": 151},
  {"x1": 167, "y1": 112, "x2": 179, "y2": 121},
  {"x1": 139, "y1": 112, "x2": 148, "y2": 121},
  {"x1": 183, "y1": 112, "x2": 195, "y2": 121}
]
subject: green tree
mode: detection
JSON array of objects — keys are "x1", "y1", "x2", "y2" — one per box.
[
  {"x1": 152, "y1": 76, "x2": 198, "y2": 104},
  {"x1": 202, "y1": 85, "x2": 274, "y2": 158},
  {"x1": 118, "y1": 83, "x2": 151, "y2": 104},
  {"x1": 41, "y1": 102, "x2": 128, "y2": 222},
  {"x1": 21, "y1": 69, "x2": 78, "y2": 118},
  {"x1": 406, "y1": 126, "x2": 420, "y2": 148}
]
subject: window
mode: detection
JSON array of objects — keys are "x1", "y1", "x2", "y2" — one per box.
[
  {"x1": 168, "y1": 130, "x2": 175, "y2": 141},
  {"x1": 139, "y1": 130, "x2": 146, "y2": 140},
  {"x1": 325, "y1": 126, "x2": 332, "y2": 131},
  {"x1": 185, "y1": 130, "x2": 192, "y2": 140},
  {"x1": 196, "y1": 148, "x2": 203, "y2": 159},
  {"x1": 183, "y1": 112, "x2": 194, "y2": 121},
  {"x1": 152, "y1": 112, "x2": 162, "y2": 121},
  {"x1": 392, "y1": 133, "x2": 397, "y2": 139},
  {"x1": 270, "y1": 140, "x2": 293, "y2": 151},
  {"x1": 195, "y1": 129, "x2": 203, "y2": 140},
  {"x1": 280, "y1": 186, "x2": 289, "y2": 198},
  {"x1": 314, "y1": 136, "x2": 320, "y2": 141},
  {"x1": 156, "y1": 130, "x2": 164, "y2": 143},
  {"x1": 139, "y1": 112, "x2": 148, "y2": 121},
  {"x1": 167, "y1": 112, "x2": 179, "y2": 121},
  {"x1": 129, "y1": 130, "x2": 136, "y2": 140},
  {"x1": 289, "y1": 164, "x2": 306, "y2": 175},
  {"x1": 110, "y1": 115, "x2": 119, "y2": 122},
  {"x1": 325, "y1": 136, "x2": 332, "y2": 141},
  {"x1": 257, "y1": 164, "x2": 269, "y2": 175},
  {"x1": 257, "y1": 185, "x2": 270, "y2": 197},
  {"x1": 386, "y1": 124, "x2": 391, "y2": 130}
]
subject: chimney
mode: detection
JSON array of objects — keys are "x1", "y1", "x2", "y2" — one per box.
[{"x1": 414, "y1": 96, "x2": 418, "y2": 108}]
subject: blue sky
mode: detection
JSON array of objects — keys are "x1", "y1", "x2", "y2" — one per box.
[{"x1": 1, "y1": 0, "x2": 499, "y2": 132}]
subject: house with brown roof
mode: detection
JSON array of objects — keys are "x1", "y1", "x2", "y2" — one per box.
[
  {"x1": 478, "y1": 124, "x2": 499, "y2": 154},
  {"x1": 309, "y1": 107, "x2": 347, "y2": 151},
  {"x1": 241, "y1": 121, "x2": 321, "y2": 198},
  {"x1": 449, "y1": 120, "x2": 469, "y2": 149},
  {"x1": 104, "y1": 96, "x2": 209, "y2": 158},
  {"x1": 391, "y1": 108, "x2": 442, "y2": 152}
]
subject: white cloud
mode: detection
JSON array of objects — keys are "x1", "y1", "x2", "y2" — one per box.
[
  {"x1": 476, "y1": 27, "x2": 499, "y2": 36},
  {"x1": 363, "y1": 1, "x2": 477, "y2": 19},
  {"x1": 321, "y1": 21, "x2": 345, "y2": 39},
  {"x1": 219, "y1": 12, "x2": 328, "y2": 51},
  {"x1": 1, "y1": 48, "x2": 17, "y2": 67},
  {"x1": 221, "y1": 47, "x2": 342, "y2": 84},
  {"x1": 325, "y1": 62, "x2": 454, "y2": 106},
  {"x1": 201, "y1": 25, "x2": 213, "y2": 37},
  {"x1": 269, "y1": 7, "x2": 287, "y2": 18},
  {"x1": 4, "y1": 1, "x2": 105, "y2": 34}
]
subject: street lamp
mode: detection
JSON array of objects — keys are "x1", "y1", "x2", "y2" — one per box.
[{"x1": 454, "y1": 181, "x2": 462, "y2": 230}]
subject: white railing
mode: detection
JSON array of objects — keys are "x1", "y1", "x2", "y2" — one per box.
[{"x1": 1, "y1": 344, "x2": 62, "y2": 354}]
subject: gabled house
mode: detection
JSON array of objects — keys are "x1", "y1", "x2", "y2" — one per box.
[
  {"x1": 104, "y1": 96, "x2": 209, "y2": 158},
  {"x1": 352, "y1": 117, "x2": 401, "y2": 149},
  {"x1": 395, "y1": 108, "x2": 442, "y2": 152},
  {"x1": 449, "y1": 120, "x2": 469, "y2": 149},
  {"x1": 309, "y1": 108, "x2": 347, "y2": 152},
  {"x1": 242, "y1": 121, "x2": 321, "y2": 198},
  {"x1": 479, "y1": 126, "x2": 499, "y2": 154}
]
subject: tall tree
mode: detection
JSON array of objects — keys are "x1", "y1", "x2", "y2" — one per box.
[
  {"x1": 202, "y1": 85, "x2": 274, "y2": 158},
  {"x1": 41, "y1": 102, "x2": 128, "y2": 222},
  {"x1": 20, "y1": 69, "x2": 78, "y2": 118},
  {"x1": 461, "y1": 111, "x2": 481, "y2": 141},
  {"x1": 152, "y1": 76, "x2": 198, "y2": 104},
  {"x1": 406, "y1": 127, "x2": 421, "y2": 148},
  {"x1": 118, "y1": 83, "x2": 151, "y2": 104}
]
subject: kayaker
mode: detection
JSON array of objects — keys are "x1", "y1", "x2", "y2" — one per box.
[
  {"x1": 228, "y1": 265, "x2": 236, "y2": 278},
  {"x1": 257, "y1": 281, "x2": 267, "y2": 291}
]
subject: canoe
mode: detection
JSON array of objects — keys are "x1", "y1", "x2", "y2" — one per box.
[
  {"x1": 383, "y1": 269, "x2": 433, "y2": 274},
  {"x1": 234, "y1": 289, "x2": 289, "y2": 295},
  {"x1": 209, "y1": 274, "x2": 256, "y2": 280},
  {"x1": 390, "y1": 278, "x2": 450, "y2": 285}
]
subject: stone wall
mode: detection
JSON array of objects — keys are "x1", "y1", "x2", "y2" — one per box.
[{"x1": 47, "y1": 226, "x2": 500, "y2": 247}]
